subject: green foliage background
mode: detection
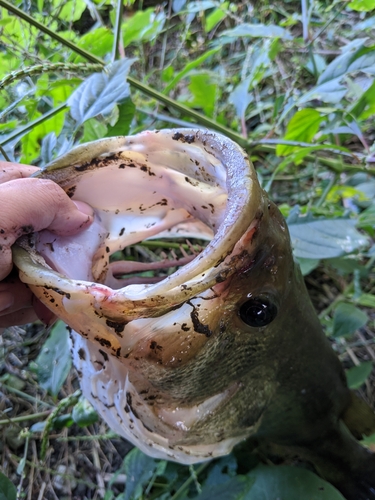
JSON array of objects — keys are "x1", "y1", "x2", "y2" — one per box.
[{"x1": 0, "y1": 0, "x2": 375, "y2": 498}]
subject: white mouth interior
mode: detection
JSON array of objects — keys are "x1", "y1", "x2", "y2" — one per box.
[{"x1": 36, "y1": 146, "x2": 226, "y2": 288}]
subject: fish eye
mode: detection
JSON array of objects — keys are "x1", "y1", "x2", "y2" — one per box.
[{"x1": 239, "y1": 297, "x2": 278, "y2": 327}]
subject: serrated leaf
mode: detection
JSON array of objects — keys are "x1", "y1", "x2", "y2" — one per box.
[
  {"x1": 72, "y1": 397, "x2": 98, "y2": 427},
  {"x1": 221, "y1": 23, "x2": 293, "y2": 40},
  {"x1": 0, "y1": 471, "x2": 16, "y2": 500},
  {"x1": 287, "y1": 213, "x2": 369, "y2": 259},
  {"x1": 29, "y1": 321, "x2": 71, "y2": 397},
  {"x1": 346, "y1": 362, "x2": 373, "y2": 389},
  {"x1": 68, "y1": 59, "x2": 135, "y2": 126},
  {"x1": 123, "y1": 448, "x2": 161, "y2": 500},
  {"x1": 245, "y1": 465, "x2": 345, "y2": 499},
  {"x1": 106, "y1": 98, "x2": 135, "y2": 137},
  {"x1": 332, "y1": 302, "x2": 368, "y2": 338},
  {"x1": 195, "y1": 475, "x2": 254, "y2": 500},
  {"x1": 276, "y1": 109, "x2": 323, "y2": 156}
]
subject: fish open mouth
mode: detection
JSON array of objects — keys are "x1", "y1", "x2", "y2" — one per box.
[{"x1": 13, "y1": 129, "x2": 262, "y2": 333}]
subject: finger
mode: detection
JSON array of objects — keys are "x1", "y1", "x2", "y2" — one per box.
[
  {"x1": 0, "y1": 163, "x2": 40, "y2": 184},
  {"x1": 0, "y1": 178, "x2": 94, "y2": 280},
  {"x1": 0, "y1": 280, "x2": 56, "y2": 327},
  {"x1": 33, "y1": 296, "x2": 57, "y2": 327},
  {"x1": 0, "y1": 280, "x2": 34, "y2": 313},
  {"x1": 0, "y1": 307, "x2": 39, "y2": 328}
]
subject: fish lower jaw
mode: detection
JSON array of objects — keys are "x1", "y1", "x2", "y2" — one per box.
[{"x1": 72, "y1": 332, "x2": 246, "y2": 463}]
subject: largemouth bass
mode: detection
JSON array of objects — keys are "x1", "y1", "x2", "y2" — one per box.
[{"x1": 12, "y1": 129, "x2": 375, "y2": 499}]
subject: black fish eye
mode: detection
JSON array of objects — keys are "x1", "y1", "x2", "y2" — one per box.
[{"x1": 239, "y1": 297, "x2": 278, "y2": 327}]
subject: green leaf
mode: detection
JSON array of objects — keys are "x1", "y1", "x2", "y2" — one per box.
[
  {"x1": 123, "y1": 448, "x2": 160, "y2": 500},
  {"x1": 29, "y1": 321, "x2": 71, "y2": 397},
  {"x1": 361, "y1": 432, "x2": 375, "y2": 445},
  {"x1": 221, "y1": 23, "x2": 293, "y2": 40},
  {"x1": 69, "y1": 27, "x2": 114, "y2": 63},
  {"x1": 72, "y1": 397, "x2": 98, "y2": 427},
  {"x1": 245, "y1": 465, "x2": 345, "y2": 499},
  {"x1": 68, "y1": 59, "x2": 135, "y2": 126},
  {"x1": 163, "y1": 47, "x2": 220, "y2": 94},
  {"x1": 332, "y1": 302, "x2": 368, "y2": 338},
  {"x1": 229, "y1": 77, "x2": 254, "y2": 120},
  {"x1": 0, "y1": 471, "x2": 16, "y2": 500},
  {"x1": 346, "y1": 362, "x2": 373, "y2": 389},
  {"x1": 349, "y1": 0, "x2": 375, "y2": 12},
  {"x1": 205, "y1": 3, "x2": 228, "y2": 32},
  {"x1": 185, "y1": 1, "x2": 218, "y2": 12},
  {"x1": 106, "y1": 98, "x2": 135, "y2": 137},
  {"x1": 82, "y1": 118, "x2": 107, "y2": 143},
  {"x1": 58, "y1": 0, "x2": 86, "y2": 22},
  {"x1": 187, "y1": 73, "x2": 217, "y2": 117},
  {"x1": 20, "y1": 111, "x2": 65, "y2": 164},
  {"x1": 276, "y1": 109, "x2": 323, "y2": 156},
  {"x1": 318, "y1": 42, "x2": 374, "y2": 85},
  {"x1": 287, "y1": 211, "x2": 369, "y2": 259},
  {"x1": 327, "y1": 185, "x2": 370, "y2": 203},
  {"x1": 300, "y1": 42, "x2": 375, "y2": 105},
  {"x1": 356, "y1": 293, "x2": 375, "y2": 308},
  {"x1": 296, "y1": 257, "x2": 320, "y2": 276},
  {"x1": 358, "y1": 205, "x2": 375, "y2": 230},
  {"x1": 122, "y1": 9, "x2": 165, "y2": 47},
  {"x1": 195, "y1": 475, "x2": 254, "y2": 500},
  {"x1": 298, "y1": 79, "x2": 347, "y2": 105}
]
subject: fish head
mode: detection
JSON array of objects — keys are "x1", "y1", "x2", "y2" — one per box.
[{"x1": 12, "y1": 129, "x2": 326, "y2": 462}]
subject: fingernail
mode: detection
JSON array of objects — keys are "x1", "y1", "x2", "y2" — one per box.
[
  {"x1": 0, "y1": 291, "x2": 14, "y2": 311},
  {"x1": 73, "y1": 200, "x2": 94, "y2": 217}
]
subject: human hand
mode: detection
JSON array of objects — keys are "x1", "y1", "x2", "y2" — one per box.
[{"x1": 0, "y1": 161, "x2": 93, "y2": 328}]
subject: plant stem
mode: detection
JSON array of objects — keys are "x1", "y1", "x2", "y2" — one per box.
[
  {"x1": 40, "y1": 389, "x2": 81, "y2": 460},
  {"x1": 0, "y1": 104, "x2": 67, "y2": 146},
  {"x1": 0, "y1": 145, "x2": 10, "y2": 161},
  {"x1": 0, "y1": 62, "x2": 103, "y2": 90},
  {"x1": 112, "y1": 0, "x2": 124, "y2": 62},
  {"x1": 170, "y1": 462, "x2": 210, "y2": 500},
  {"x1": 0, "y1": 411, "x2": 50, "y2": 426},
  {"x1": 0, "y1": 384, "x2": 53, "y2": 408}
]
